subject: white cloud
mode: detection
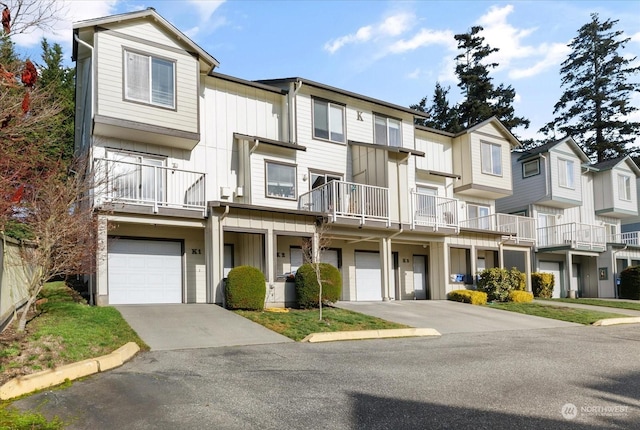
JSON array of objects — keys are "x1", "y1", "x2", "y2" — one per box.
[
  {"x1": 630, "y1": 31, "x2": 640, "y2": 44},
  {"x1": 509, "y1": 42, "x2": 570, "y2": 79},
  {"x1": 324, "y1": 12, "x2": 414, "y2": 54},
  {"x1": 183, "y1": 0, "x2": 226, "y2": 39},
  {"x1": 388, "y1": 28, "x2": 455, "y2": 53},
  {"x1": 407, "y1": 68, "x2": 421, "y2": 79}
]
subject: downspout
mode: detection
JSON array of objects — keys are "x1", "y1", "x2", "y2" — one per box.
[
  {"x1": 612, "y1": 245, "x2": 627, "y2": 298},
  {"x1": 287, "y1": 79, "x2": 303, "y2": 144},
  {"x1": 540, "y1": 154, "x2": 549, "y2": 198}
]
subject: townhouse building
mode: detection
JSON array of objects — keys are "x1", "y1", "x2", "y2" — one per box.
[
  {"x1": 497, "y1": 138, "x2": 640, "y2": 298},
  {"x1": 73, "y1": 9, "x2": 536, "y2": 307}
]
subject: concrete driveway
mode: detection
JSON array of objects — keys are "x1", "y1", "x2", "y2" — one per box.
[
  {"x1": 335, "y1": 300, "x2": 580, "y2": 334},
  {"x1": 115, "y1": 304, "x2": 292, "y2": 351}
]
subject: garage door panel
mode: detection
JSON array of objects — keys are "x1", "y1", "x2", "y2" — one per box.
[
  {"x1": 108, "y1": 239, "x2": 182, "y2": 305},
  {"x1": 355, "y1": 252, "x2": 382, "y2": 301},
  {"x1": 539, "y1": 261, "x2": 562, "y2": 298}
]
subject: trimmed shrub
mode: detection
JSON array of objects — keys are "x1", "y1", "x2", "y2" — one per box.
[
  {"x1": 531, "y1": 272, "x2": 554, "y2": 298},
  {"x1": 225, "y1": 266, "x2": 266, "y2": 310},
  {"x1": 510, "y1": 268, "x2": 526, "y2": 291},
  {"x1": 295, "y1": 263, "x2": 342, "y2": 309},
  {"x1": 508, "y1": 290, "x2": 533, "y2": 303},
  {"x1": 619, "y1": 266, "x2": 640, "y2": 300},
  {"x1": 447, "y1": 289, "x2": 487, "y2": 305},
  {"x1": 477, "y1": 268, "x2": 514, "y2": 302}
]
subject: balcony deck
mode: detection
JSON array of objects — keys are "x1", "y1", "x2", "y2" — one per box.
[
  {"x1": 410, "y1": 192, "x2": 459, "y2": 233},
  {"x1": 460, "y1": 213, "x2": 536, "y2": 243},
  {"x1": 537, "y1": 222, "x2": 606, "y2": 252}
]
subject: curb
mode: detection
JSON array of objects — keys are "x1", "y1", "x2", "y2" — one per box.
[
  {"x1": 0, "y1": 342, "x2": 140, "y2": 400},
  {"x1": 592, "y1": 317, "x2": 640, "y2": 327},
  {"x1": 301, "y1": 328, "x2": 441, "y2": 343}
]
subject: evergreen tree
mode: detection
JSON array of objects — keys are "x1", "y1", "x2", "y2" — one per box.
[
  {"x1": 411, "y1": 83, "x2": 460, "y2": 131},
  {"x1": 540, "y1": 14, "x2": 640, "y2": 162},
  {"x1": 454, "y1": 26, "x2": 529, "y2": 132}
]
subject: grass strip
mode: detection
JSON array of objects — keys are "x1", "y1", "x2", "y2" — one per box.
[
  {"x1": 0, "y1": 403, "x2": 63, "y2": 430},
  {"x1": 489, "y1": 302, "x2": 629, "y2": 325},
  {"x1": 538, "y1": 298, "x2": 640, "y2": 312},
  {"x1": 235, "y1": 307, "x2": 410, "y2": 341}
]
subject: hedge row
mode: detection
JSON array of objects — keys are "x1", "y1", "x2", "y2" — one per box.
[{"x1": 447, "y1": 289, "x2": 487, "y2": 305}]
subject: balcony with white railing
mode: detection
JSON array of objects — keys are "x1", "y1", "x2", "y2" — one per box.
[
  {"x1": 460, "y1": 213, "x2": 537, "y2": 242},
  {"x1": 537, "y1": 222, "x2": 606, "y2": 252},
  {"x1": 298, "y1": 180, "x2": 390, "y2": 226},
  {"x1": 410, "y1": 192, "x2": 459, "y2": 232},
  {"x1": 95, "y1": 158, "x2": 206, "y2": 215},
  {"x1": 609, "y1": 231, "x2": 640, "y2": 246}
]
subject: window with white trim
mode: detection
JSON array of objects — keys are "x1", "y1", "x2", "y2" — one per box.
[
  {"x1": 481, "y1": 141, "x2": 502, "y2": 176},
  {"x1": 618, "y1": 174, "x2": 631, "y2": 201},
  {"x1": 309, "y1": 171, "x2": 342, "y2": 190},
  {"x1": 522, "y1": 159, "x2": 540, "y2": 178},
  {"x1": 467, "y1": 204, "x2": 491, "y2": 229},
  {"x1": 374, "y1": 114, "x2": 401, "y2": 147},
  {"x1": 313, "y1": 99, "x2": 345, "y2": 143},
  {"x1": 558, "y1": 158, "x2": 574, "y2": 189},
  {"x1": 266, "y1": 161, "x2": 296, "y2": 200},
  {"x1": 124, "y1": 50, "x2": 175, "y2": 108}
]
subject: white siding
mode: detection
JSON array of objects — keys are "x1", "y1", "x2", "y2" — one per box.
[
  {"x1": 414, "y1": 131, "x2": 453, "y2": 174},
  {"x1": 548, "y1": 143, "x2": 583, "y2": 203},
  {"x1": 95, "y1": 31, "x2": 199, "y2": 134}
]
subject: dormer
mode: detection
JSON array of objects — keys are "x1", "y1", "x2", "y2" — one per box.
[
  {"x1": 451, "y1": 117, "x2": 520, "y2": 200},
  {"x1": 592, "y1": 156, "x2": 640, "y2": 218},
  {"x1": 72, "y1": 8, "x2": 219, "y2": 151}
]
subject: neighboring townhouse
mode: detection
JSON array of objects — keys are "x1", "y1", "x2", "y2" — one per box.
[
  {"x1": 73, "y1": 9, "x2": 535, "y2": 307},
  {"x1": 497, "y1": 137, "x2": 640, "y2": 298}
]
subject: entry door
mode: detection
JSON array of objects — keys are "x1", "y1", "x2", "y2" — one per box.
[
  {"x1": 413, "y1": 255, "x2": 428, "y2": 300},
  {"x1": 223, "y1": 244, "x2": 234, "y2": 278},
  {"x1": 537, "y1": 214, "x2": 556, "y2": 247}
]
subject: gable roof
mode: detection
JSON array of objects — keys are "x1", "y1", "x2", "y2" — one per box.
[
  {"x1": 416, "y1": 117, "x2": 521, "y2": 147},
  {"x1": 256, "y1": 77, "x2": 429, "y2": 119},
  {"x1": 591, "y1": 156, "x2": 640, "y2": 177},
  {"x1": 72, "y1": 8, "x2": 219, "y2": 72},
  {"x1": 517, "y1": 136, "x2": 590, "y2": 163}
]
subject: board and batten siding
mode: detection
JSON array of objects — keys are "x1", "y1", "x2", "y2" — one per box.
[
  {"x1": 94, "y1": 31, "x2": 199, "y2": 134},
  {"x1": 414, "y1": 131, "x2": 453, "y2": 174}
]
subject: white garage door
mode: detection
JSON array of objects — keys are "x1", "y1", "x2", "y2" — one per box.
[
  {"x1": 355, "y1": 252, "x2": 382, "y2": 301},
  {"x1": 539, "y1": 261, "x2": 562, "y2": 298},
  {"x1": 108, "y1": 239, "x2": 182, "y2": 304}
]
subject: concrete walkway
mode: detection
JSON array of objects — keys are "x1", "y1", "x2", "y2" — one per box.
[
  {"x1": 533, "y1": 299, "x2": 640, "y2": 316},
  {"x1": 115, "y1": 304, "x2": 292, "y2": 351},
  {"x1": 334, "y1": 300, "x2": 580, "y2": 334}
]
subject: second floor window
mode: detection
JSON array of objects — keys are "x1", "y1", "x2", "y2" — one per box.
[
  {"x1": 618, "y1": 174, "x2": 631, "y2": 201},
  {"x1": 125, "y1": 50, "x2": 175, "y2": 109},
  {"x1": 313, "y1": 99, "x2": 345, "y2": 143},
  {"x1": 374, "y1": 115, "x2": 401, "y2": 147},
  {"x1": 558, "y1": 158, "x2": 574, "y2": 189},
  {"x1": 522, "y1": 159, "x2": 540, "y2": 178},
  {"x1": 481, "y1": 141, "x2": 502, "y2": 176},
  {"x1": 266, "y1": 161, "x2": 296, "y2": 200}
]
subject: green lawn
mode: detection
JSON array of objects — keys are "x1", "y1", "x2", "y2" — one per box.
[
  {"x1": 235, "y1": 307, "x2": 410, "y2": 341},
  {"x1": 538, "y1": 298, "x2": 640, "y2": 312},
  {"x1": 0, "y1": 403, "x2": 64, "y2": 430},
  {"x1": 489, "y1": 302, "x2": 629, "y2": 325}
]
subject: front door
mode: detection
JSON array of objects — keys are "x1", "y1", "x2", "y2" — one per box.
[{"x1": 413, "y1": 255, "x2": 428, "y2": 300}]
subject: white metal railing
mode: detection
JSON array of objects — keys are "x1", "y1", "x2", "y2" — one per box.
[
  {"x1": 460, "y1": 213, "x2": 536, "y2": 241},
  {"x1": 410, "y1": 192, "x2": 459, "y2": 231},
  {"x1": 609, "y1": 231, "x2": 640, "y2": 246},
  {"x1": 537, "y1": 222, "x2": 606, "y2": 251},
  {"x1": 95, "y1": 158, "x2": 206, "y2": 214},
  {"x1": 298, "y1": 180, "x2": 390, "y2": 225}
]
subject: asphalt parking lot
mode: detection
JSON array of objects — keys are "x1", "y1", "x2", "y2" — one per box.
[{"x1": 15, "y1": 324, "x2": 640, "y2": 429}]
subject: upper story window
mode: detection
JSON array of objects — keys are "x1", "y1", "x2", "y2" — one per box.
[
  {"x1": 558, "y1": 158, "x2": 574, "y2": 189},
  {"x1": 481, "y1": 141, "x2": 502, "y2": 176},
  {"x1": 522, "y1": 159, "x2": 540, "y2": 178},
  {"x1": 313, "y1": 99, "x2": 345, "y2": 143},
  {"x1": 124, "y1": 50, "x2": 176, "y2": 109},
  {"x1": 266, "y1": 161, "x2": 296, "y2": 200},
  {"x1": 618, "y1": 174, "x2": 631, "y2": 201},
  {"x1": 374, "y1": 114, "x2": 401, "y2": 147},
  {"x1": 310, "y1": 171, "x2": 342, "y2": 190}
]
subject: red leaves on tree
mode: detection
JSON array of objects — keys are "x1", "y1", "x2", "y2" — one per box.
[
  {"x1": 1, "y1": 6, "x2": 9, "y2": 35},
  {"x1": 21, "y1": 91, "x2": 30, "y2": 114},
  {"x1": 10, "y1": 185, "x2": 24, "y2": 203},
  {"x1": 21, "y1": 60, "x2": 37, "y2": 87},
  {"x1": 0, "y1": 64, "x2": 14, "y2": 86}
]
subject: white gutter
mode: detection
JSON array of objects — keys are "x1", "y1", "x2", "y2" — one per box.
[{"x1": 74, "y1": 34, "x2": 95, "y2": 122}]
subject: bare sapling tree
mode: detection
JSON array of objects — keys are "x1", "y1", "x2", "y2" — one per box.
[
  {"x1": 15, "y1": 159, "x2": 98, "y2": 332},
  {"x1": 302, "y1": 218, "x2": 331, "y2": 321},
  {"x1": 1, "y1": 0, "x2": 64, "y2": 35}
]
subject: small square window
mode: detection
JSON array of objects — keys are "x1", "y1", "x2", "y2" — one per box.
[
  {"x1": 266, "y1": 162, "x2": 296, "y2": 200},
  {"x1": 522, "y1": 159, "x2": 540, "y2": 178},
  {"x1": 374, "y1": 114, "x2": 401, "y2": 147}
]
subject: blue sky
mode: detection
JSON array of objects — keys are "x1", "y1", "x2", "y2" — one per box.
[{"x1": 10, "y1": 0, "x2": 640, "y2": 143}]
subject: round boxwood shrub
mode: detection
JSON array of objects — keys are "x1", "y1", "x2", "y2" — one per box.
[
  {"x1": 531, "y1": 272, "x2": 554, "y2": 298},
  {"x1": 477, "y1": 268, "x2": 514, "y2": 302},
  {"x1": 619, "y1": 266, "x2": 640, "y2": 300},
  {"x1": 294, "y1": 263, "x2": 342, "y2": 309},
  {"x1": 225, "y1": 265, "x2": 266, "y2": 310}
]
